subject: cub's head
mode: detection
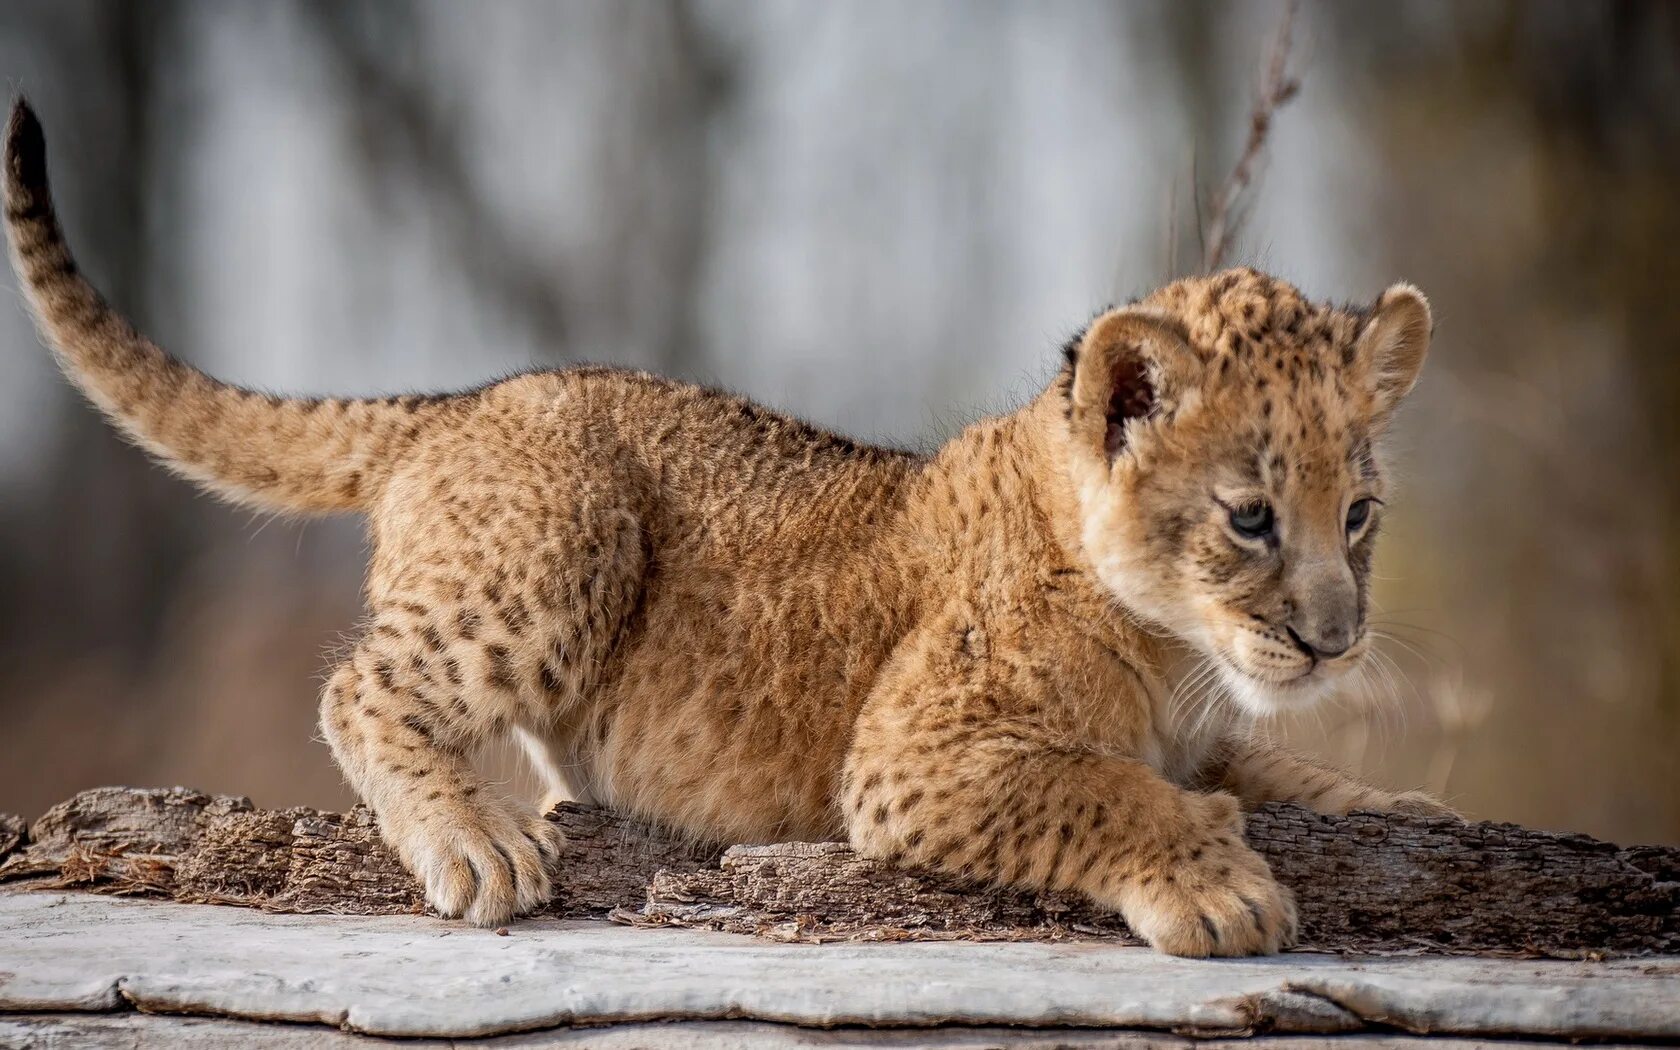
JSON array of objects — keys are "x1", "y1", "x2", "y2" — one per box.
[{"x1": 1056, "y1": 268, "x2": 1432, "y2": 715}]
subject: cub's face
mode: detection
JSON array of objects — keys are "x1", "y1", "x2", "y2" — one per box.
[{"x1": 1060, "y1": 270, "x2": 1433, "y2": 715}]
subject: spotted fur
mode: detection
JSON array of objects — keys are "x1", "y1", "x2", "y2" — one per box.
[{"x1": 5, "y1": 100, "x2": 1452, "y2": 954}]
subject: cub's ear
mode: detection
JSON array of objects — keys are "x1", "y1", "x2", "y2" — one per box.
[
  {"x1": 1354, "y1": 283, "x2": 1433, "y2": 419},
  {"x1": 1065, "y1": 306, "x2": 1200, "y2": 461}
]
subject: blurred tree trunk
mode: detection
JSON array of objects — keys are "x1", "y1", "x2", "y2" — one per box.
[
  {"x1": 294, "y1": 0, "x2": 729, "y2": 373},
  {"x1": 1, "y1": 0, "x2": 192, "y2": 668}
]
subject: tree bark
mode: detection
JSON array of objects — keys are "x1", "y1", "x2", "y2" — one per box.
[
  {"x1": 0, "y1": 813, "x2": 23, "y2": 863},
  {"x1": 2, "y1": 787, "x2": 1675, "y2": 955}
]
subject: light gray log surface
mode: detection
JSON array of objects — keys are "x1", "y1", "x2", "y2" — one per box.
[
  {"x1": 2, "y1": 891, "x2": 1679, "y2": 1042},
  {"x1": 2, "y1": 1013, "x2": 1671, "y2": 1050},
  {"x1": 2, "y1": 786, "x2": 1676, "y2": 955}
]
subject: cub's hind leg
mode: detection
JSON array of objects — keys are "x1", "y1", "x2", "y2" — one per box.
[
  {"x1": 320, "y1": 633, "x2": 562, "y2": 926},
  {"x1": 322, "y1": 484, "x2": 647, "y2": 926}
]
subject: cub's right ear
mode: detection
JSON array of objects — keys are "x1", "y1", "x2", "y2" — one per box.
[{"x1": 1064, "y1": 306, "x2": 1200, "y2": 462}]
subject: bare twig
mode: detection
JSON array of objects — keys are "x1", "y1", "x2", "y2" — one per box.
[{"x1": 1200, "y1": 0, "x2": 1302, "y2": 273}]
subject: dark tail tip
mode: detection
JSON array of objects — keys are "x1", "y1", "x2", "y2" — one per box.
[{"x1": 5, "y1": 98, "x2": 47, "y2": 197}]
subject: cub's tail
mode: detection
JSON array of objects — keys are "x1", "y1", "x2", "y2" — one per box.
[{"x1": 3, "y1": 98, "x2": 457, "y2": 514}]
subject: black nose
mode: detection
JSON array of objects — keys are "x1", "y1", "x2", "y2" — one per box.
[{"x1": 1286, "y1": 624, "x2": 1351, "y2": 661}]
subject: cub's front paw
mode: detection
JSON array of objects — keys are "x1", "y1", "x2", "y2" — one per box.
[
  {"x1": 1121, "y1": 792, "x2": 1297, "y2": 958},
  {"x1": 1368, "y1": 789, "x2": 1463, "y2": 821},
  {"x1": 385, "y1": 798, "x2": 565, "y2": 926}
]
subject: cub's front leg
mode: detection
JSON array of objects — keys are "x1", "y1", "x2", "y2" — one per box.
[
  {"x1": 1207, "y1": 740, "x2": 1460, "y2": 819},
  {"x1": 843, "y1": 675, "x2": 1296, "y2": 957}
]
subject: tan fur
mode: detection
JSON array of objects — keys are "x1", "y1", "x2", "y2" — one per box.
[{"x1": 4, "y1": 100, "x2": 1454, "y2": 955}]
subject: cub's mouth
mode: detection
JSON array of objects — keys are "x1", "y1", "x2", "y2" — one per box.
[{"x1": 1216, "y1": 649, "x2": 1360, "y2": 715}]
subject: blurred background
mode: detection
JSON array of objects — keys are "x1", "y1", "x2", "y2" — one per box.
[{"x1": 0, "y1": 1, "x2": 1676, "y2": 844}]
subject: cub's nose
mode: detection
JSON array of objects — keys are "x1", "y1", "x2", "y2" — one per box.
[
  {"x1": 1285, "y1": 622, "x2": 1352, "y2": 661},
  {"x1": 1284, "y1": 570, "x2": 1360, "y2": 662}
]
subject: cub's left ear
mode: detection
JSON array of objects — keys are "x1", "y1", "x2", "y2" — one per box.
[{"x1": 1354, "y1": 283, "x2": 1433, "y2": 419}]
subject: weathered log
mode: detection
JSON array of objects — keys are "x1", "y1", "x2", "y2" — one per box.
[
  {"x1": 638, "y1": 810, "x2": 1680, "y2": 955},
  {"x1": 2, "y1": 786, "x2": 1675, "y2": 955},
  {"x1": 0, "y1": 787, "x2": 721, "y2": 918}
]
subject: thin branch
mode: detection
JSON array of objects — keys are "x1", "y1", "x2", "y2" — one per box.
[{"x1": 1201, "y1": 0, "x2": 1302, "y2": 273}]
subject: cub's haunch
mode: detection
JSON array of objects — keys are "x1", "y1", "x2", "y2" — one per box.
[{"x1": 4, "y1": 98, "x2": 1454, "y2": 955}]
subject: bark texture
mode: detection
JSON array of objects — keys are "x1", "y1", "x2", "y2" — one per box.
[
  {"x1": 2, "y1": 786, "x2": 1675, "y2": 955},
  {"x1": 0, "y1": 813, "x2": 24, "y2": 864}
]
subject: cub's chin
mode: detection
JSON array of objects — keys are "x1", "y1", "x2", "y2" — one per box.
[{"x1": 1218, "y1": 660, "x2": 1346, "y2": 717}]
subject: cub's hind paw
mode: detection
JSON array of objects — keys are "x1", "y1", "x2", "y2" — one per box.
[{"x1": 391, "y1": 800, "x2": 564, "y2": 927}]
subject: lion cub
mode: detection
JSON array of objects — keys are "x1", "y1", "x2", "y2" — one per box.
[{"x1": 5, "y1": 99, "x2": 1453, "y2": 956}]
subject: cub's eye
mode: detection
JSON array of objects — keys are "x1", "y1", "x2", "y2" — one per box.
[
  {"x1": 1346, "y1": 498, "x2": 1373, "y2": 533},
  {"x1": 1229, "y1": 501, "x2": 1274, "y2": 540}
]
